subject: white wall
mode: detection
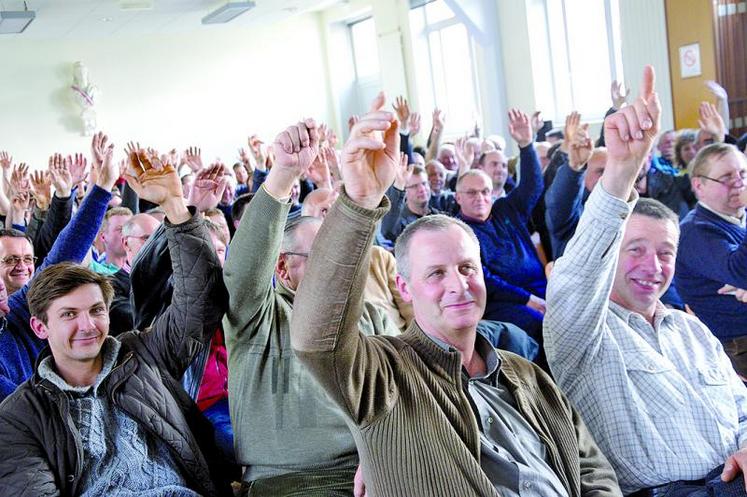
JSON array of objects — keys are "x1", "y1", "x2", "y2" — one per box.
[{"x1": 0, "y1": 14, "x2": 333, "y2": 168}]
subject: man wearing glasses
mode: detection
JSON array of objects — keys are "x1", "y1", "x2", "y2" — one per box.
[
  {"x1": 676, "y1": 142, "x2": 747, "y2": 377},
  {"x1": 455, "y1": 109, "x2": 546, "y2": 341},
  {"x1": 381, "y1": 166, "x2": 441, "y2": 242},
  {"x1": 0, "y1": 230, "x2": 38, "y2": 295}
]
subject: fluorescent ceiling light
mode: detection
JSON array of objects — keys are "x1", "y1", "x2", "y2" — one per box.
[
  {"x1": 0, "y1": 10, "x2": 35, "y2": 34},
  {"x1": 202, "y1": 1, "x2": 255, "y2": 24}
]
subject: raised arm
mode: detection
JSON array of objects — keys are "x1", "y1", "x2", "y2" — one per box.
[
  {"x1": 123, "y1": 145, "x2": 225, "y2": 378},
  {"x1": 503, "y1": 109, "x2": 543, "y2": 218},
  {"x1": 223, "y1": 119, "x2": 319, "y2": 348},
  {"x1": 544, "y1": 66, "x2": 661, "y2": 380},
  {"x1": 292, "y1": 92, "x2": 402, "y2": 423}
]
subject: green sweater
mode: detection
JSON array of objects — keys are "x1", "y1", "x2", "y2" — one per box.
[
  {"x1": 291, "y1": 189, "x2": 622, "y2": 497},
  {"x1": 223, "y1": 186, "x2": 397, "y2": 481}
]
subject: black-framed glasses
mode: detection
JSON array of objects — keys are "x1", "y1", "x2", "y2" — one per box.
[
  {"x1": 282, "y1": 251, "x2": 309, "y2": 258},
  {"x1": 697, "y1": 173, "x2": 747, "y2": 187},
  {"x1": 0, "y1": 255, "x2": 37, "y2": 267}
]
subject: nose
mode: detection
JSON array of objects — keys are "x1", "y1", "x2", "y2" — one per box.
[
  {"x1": 641, "y1": 252, "x2": 663, "y2": 275},
  {"x1": 444, "y1": 268, "x2": 469, "y2": 293},
  {"x1": 77, "y1": 311, "x2": 97, "y2": 330}
]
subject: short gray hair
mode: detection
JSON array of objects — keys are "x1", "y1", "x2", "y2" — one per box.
[
  {"x1": 456, "y1": 169, "x2": 491, "y2": 190},
  {"x1": 394, "y1": 214, "x2": 479, "y2": 280},
  {"x1": 281, "y1": 216, "x2": 322, "y2": 253},
  {"x1": 632, "y1": 197, "x2": 680, "y2": 234}
]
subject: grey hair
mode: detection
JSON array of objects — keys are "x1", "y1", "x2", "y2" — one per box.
[
  {"x1": 394, "y1": 214, "x2": 479, "y2": 280},
  {"x1": 281, "y1": 216, "x2": 322, "y2": 254},
  {"x1": 455, "y1": 169, "x2": 491, "y2": 190},
  {"x1": 632, "y1": 198, "x2": 680, "y2": 234}
]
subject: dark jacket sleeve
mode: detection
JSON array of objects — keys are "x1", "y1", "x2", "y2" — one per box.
[
  {"x1": 137, "y1": 209, "x2": 227, "y2": 379},
  {"x1": 399, "y1": 132, "x2": 414, "y2": 165},
  {"x1": 129, "y1": 224, "x2": 172, "y2": 330},
  {"x1": 502, "y1": 144, "x2": 544, "y2": 221},
  {"x1": 545, "y1": 162, "x2": 585, "y2": 256},
  {"x1": 120, "y1": 181, "x2": 140, "y2": 214},
  {"x1": 31, "y1": 194, "x2": 74, "y2": 264},
  {"x1": 380, "y1": 185, "x2": 406, "y2": 242},
  {"x1": 252, "y1": 169, "x2": 269, "y2": 193}
]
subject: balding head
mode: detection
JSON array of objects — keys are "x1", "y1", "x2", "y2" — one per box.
[
  {"x1": 584, "y1": 147, "x2": 608, "y2": 193},
  {"x1": 301, "y1": 188, "x2": 339, "y2": 219},
  {"x1": 122, "y1": 214, "x2": 161, "y2": 266}
]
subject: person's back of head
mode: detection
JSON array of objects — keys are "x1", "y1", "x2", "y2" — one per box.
[{"x1": 231, "y1": 192, "x2": 255, "y2": 230}]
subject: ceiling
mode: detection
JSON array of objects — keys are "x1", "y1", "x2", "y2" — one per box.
[{"x1": 0, "y1": 0, "x2": 337, "y2": 40}]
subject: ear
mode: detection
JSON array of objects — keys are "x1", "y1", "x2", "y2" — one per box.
[
  {"x1": 395, "y1": 274, "x2": 413, "y2": 304},
  {"x1": 29, "y1": 316, "x2": 49, "y2": 340},
  {"x1": 275, "y1": 255, "x2": 289, "y2": 284}
]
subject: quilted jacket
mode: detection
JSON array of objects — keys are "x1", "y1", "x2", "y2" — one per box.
[{"x1": 0, "y1": 210, "x2": 232, "y2": 497}]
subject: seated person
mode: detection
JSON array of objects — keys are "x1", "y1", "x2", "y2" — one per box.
[
  {"x1": 676, "y1": 142, "x2": 747, "y2": 377},
  {"x1": 290, "y1": 93, "x2": 621, "y2": 497},
  {"x1": 223, "y1": 118, "x2": 398, "y2": 496},
  {"x1": 381, "y1": 166, "x2": 441, "y2": 242},
  {"x1": 0, "y1": 151, "x2": 231, "y2": 496},
  {"x1": 544, "y1": 66, "x2": 747, "y2": 497},
  {"x1": 426, "y1": 160, "x2": 458, "y2": 214},
  {"x1": 456, "y1": 110, "x2": 546, "y2": 339}
]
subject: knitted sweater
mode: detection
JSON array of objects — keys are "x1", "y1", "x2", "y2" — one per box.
[
  {"x1": 0, "y1": 185, "x2": 111, "y2": 401},
  {"x1": 291, "y1": 188, "x2": 621, "y2": 497},
  {"x1": 676, "y1": 204, "x2": 747, "y2": 341},
  {"x1": 460, "y1": 144, "x2": 546, "y2": 306}
]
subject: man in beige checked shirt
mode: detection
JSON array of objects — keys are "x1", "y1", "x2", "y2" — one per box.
[{"x1": 544, "y1": 66, "x2": 747, "y2": 497}]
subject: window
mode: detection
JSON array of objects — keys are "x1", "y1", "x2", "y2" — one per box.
[
  {"x1": 528, "y1": 0, "x2": 623, "y2": 122},
  {"x1": 409, "y1": 0, "x2": 481, "y2": 137},
  {"x1": 350, "y1": 17, "x2": 380, "y2": 81}
]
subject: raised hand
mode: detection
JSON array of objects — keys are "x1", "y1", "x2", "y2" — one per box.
[
  {"x1": 347, "y1": 115, "x2": 360, "y2": 133},
  {"x1": 0, "y1": 151, "x2": 12, "y2": 172},
  {"x1": 29, "y1": 170, "x2": 52, "y2": 211},
  {"x1": 8, "y1": 191, "x2": 32, "y2": 224},
  {"x1": 568, "y1": 123, "x2": 593, "y2": 171},
  {"x1": 560, "y1": 111, "x2": 581, "y2": 154},
  {"x1": 705, "y1": 80, "x2": 728, "y2": 100},
  {"x1": 508, "y1": 108, "x2": 533, "y2": 148},
  {"x1": 408, "y1": 112, "x2": 422, "y2": 137},
  {"x1": 92, "y1": 132, "x2": 117, "y2": 191},
  {"x1": 187, "y1": 162, "x2": 228, "y2": 212},
  {"x1": 698, "y1": 102, "x2": 726, "y2": 142},
  {"x1": 66, "y1": 153, "x2": 88, "y2": 187},
  {"x1": 184, "y1": 146, "x2": 204, "y2": 173},
  {"x1": 48, "y1": 153, "x2": 73, "y2": 198},
  {"x1": 611, "y1": 80, "x2": 630, "y2": 109},
  {"x1": 322, "y1": 145, "x2": 341, "y2": 181},
  {"x1": 393, "y1": 152, "x2": 413, "y2": 190},
  {"x1": 307, "y1": 148, "x2": 333, "y2": 189},
  {"x1": 341, "y1": 92, "x2": 400, "y2": 209},
  {"x1": 247, "y1": 135, "x2": 267, "y2": 171},
  {"x1": 9, "y1": 163, "x2": 31, "y2": 195},
  {"x1": 602, "y1": 65, "x2": 661, "y2": 199},
  {"x1": 531, "y1": 111, "x2": 543, "y2": 135},
  {"x1": 124, "y1": 143, "x2": 189, "y2": 223},
  {"x1": 432, "y1": 108, "x2": 445, "y2": 133},
  {"x1": 454, "y1": 136, "x2": 474, "y2": 174},
  {"x1": 393, "y1": 96, "x2": 411, "y2": 125},
  {"x1": 265, "y1": 119, "x2": 319, "y2": 199}
]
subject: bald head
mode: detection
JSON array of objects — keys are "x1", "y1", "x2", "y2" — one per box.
[
  {"x1": 301, "y1": 188, "x2": 338, "y2": 219},
  {"x1": 122, "y1": 214, "x2": 161, "y2": 266}
]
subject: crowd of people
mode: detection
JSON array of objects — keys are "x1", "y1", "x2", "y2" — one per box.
[{"x1": 0, "y1": 65, "x2": 746, "y2": 497}]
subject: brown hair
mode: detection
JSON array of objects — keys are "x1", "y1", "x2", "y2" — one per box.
[{"x1": 27, "y1": 262, "x2": 114, "y2": 324}]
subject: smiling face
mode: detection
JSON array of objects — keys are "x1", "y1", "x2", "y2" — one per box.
[
  {"x1": 396, "y1": 224, "x2": 485, "y2": 341},
  {"x1": 480, "y1": 150, "x2": 508, "y2": 191},
  {"x1": 0, "y1": 236, "x2": 35, "y2": 294},
  {"x1": 610, "y1": 214, "x2": 678, "y2": 322},
  {"x1": 30, "y1": 283, "x2": 110, "y2": 375},
  {"x1": 691, "y1": 148, "x2": 747, "y2": 218},
  {"x1": 456, "y1": 172, "x2": 493, "y2": 222}
]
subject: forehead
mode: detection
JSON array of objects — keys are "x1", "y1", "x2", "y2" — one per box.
[
  {"x1": 0, "y1": 236, "x2": 33, "y2": 255},
  {"x1": 623, "y1": 214, "x2": 679, "y2": 247},
  {"x1": 107, "y1": 214, "x2": 131, "y2": 228},
  {"x1": 408, "y1": 172, "x2": 428, "y2": 185},
  {"x1": 461, "y1": 174, "x2": 491, "y2": 189},
  {"x1": 48, "y1": 283, "x2": 105, "y2": 312},
  {"x1": 408, "y1": 226, "x2": 481, "y2": 269},
  {"x1": 485, "y1": 151, "x2": 506, "y2": 163},
  {"x1": 707, "y1": 150, "x2": 747, "y2": 176}
]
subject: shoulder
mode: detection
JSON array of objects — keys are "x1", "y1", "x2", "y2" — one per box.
[{"x1": 0, "y1": 380, "x2": 48, "y2": 427}]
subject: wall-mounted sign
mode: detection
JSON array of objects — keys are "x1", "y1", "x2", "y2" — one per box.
[{"x1": 679, "y1": 43, "x2": 702, "y2": 78}]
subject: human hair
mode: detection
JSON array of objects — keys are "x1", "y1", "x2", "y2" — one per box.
[
  {"x1": 425, "y1": 160, "x2": 445, "y2": 174},
  {"x1": 204, "y1": 219, "x2": 229, "y2": 246},
  {"x1": 394, "y1": 214, "x2": 479, "y2": 281},
  {"x1": 632, "y1": 198, "x2": 679, "y2": 234},
  {"x1": 27, "y1": 262, "x2": 114, "y2": 324},
  {"x1": 281, "y1": 216, "x2": 322, "y2": 254},
  {"x1": 456, "y1": 169, "x2": 491, "y2": 191},
  {"x1": 101, "y1": 206, "x2": 133, "y2": 232},
  {"x1": 231, "y1": 192, "x2": 255, "y2": 222},
  {"x1": 674, "y1": 130, "x2": 696, "y2": 168},
  {"x1": 0, "y1": 228, "x2": 33, "y2": 246},
  {"x1": 688, "y1": 142, "x2": 742, "y2": 178},
  {"x1": 204, "y1": 208, "x2": 226, "y2": 222},
  {"x1": 411, "y1": 166, "x2": 426, "y2": 178}
]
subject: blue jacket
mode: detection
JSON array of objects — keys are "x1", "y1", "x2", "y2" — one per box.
[
  {"x1": 544, "y1": 156, "x2": 588, "y2": 259},
  {"x1": 676, "y1": 204, "x2": 747, "y2": 341},
  {"x1": 0, "y1": 185, "x2": 111, "y2": 401},
  {"x1": 460, "y1": 145, "x2": 546, "y2": 308}
]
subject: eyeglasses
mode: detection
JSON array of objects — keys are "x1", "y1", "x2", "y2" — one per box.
[
  {"x1": 697, "y1": 172, "x2": 747, "y2": 187},
  {"x1": 0, "y1": 255, "x2": 37, "y2": 267},
  {"x1": 458, "y1": 188, "x2": 492, "y2": 198},
  {"x1": 282, "y1": 251, "x2": 309, "y2": 258},
  {"x1": 123, "y1": 234, "x2": 151, "y2": 243},
  {"x1": 405, "y1": 181, "x2": 428, "y2": 190}
]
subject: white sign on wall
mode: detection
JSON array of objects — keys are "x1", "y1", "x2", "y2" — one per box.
[{"x1": 679, "y1": 43, "x2": 702, "y2": 78}]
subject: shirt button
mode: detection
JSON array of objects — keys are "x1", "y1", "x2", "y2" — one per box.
[
  {"x1": 67, "y1": 475, "x2": 75, "y2": 483},
  {"x1": 523, "y1": 481, "x2": 532, "y2": 489},
  {"x1": 487, "y1": 416, "x2": 494, "y2": 424}
]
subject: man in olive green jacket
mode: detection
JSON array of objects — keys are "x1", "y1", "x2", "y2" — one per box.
[
  {"x1": 291, "y1": 96, "x2": 622, "y2": 497},
  {"x1": 223, "y1": 118, "x2": 396, "y2": 496}
]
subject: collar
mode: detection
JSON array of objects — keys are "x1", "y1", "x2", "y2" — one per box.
[
  {"x1": 698, "y1": 201, "x2": 746, "y2": 227},
  {"x1": 38, "y1": 336, "x2": 121, "y2": 395},
  {"x1": 608, "y1": 300, "x2": 673, "y2": 330},
  {"x1": 416, "y1": 324, "x2": 501, "y2": 379}
]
